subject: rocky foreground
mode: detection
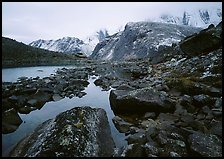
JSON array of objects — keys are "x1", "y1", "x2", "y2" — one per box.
[
  {"x1": 10, "y1": 107, "x2": 115, "y2": 157},
  {"x1": 2, "y1": 22, "x2": 222, "y2": 157}
]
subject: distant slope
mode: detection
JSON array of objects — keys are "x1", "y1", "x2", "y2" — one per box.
[
  {"x1": 2, "y1": 37, "x2": 81, "y2": 68},
  {"x1": 90, "y1": 21, "x2": 202, "y2": 61},
  {"x1": 29, "y1": 29, "x2": 109, "y2": 57},
  {"x1": 29, "y1": 37, "x2": 91, "y2": 56},
  {"x1": 149, "y1": 7, "x2": 222, "y2": 28}
]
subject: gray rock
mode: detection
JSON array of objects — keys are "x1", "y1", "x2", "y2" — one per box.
[
  {"x1": 27, "y1": 89, "x2": 53, "y2": 109},
  {"x1": 169, "y1": 151, "x2": 181, "y2": 157},
  {"x1": 188, "y1": 132, "x2": 222, "y2": 157},
  {"x1": 109, "y1": 87, "x2": 175, "y2": 114},
  {"x1": 144, "y1": 112, "x2": 156, "y2": 119},
  {"x1": 192, "y1": 94, "x2": 213, "y2": 107},
  {"x1": 18, "y1": 106, "x2": 37, "y2": 114},
  {"x1": 120, "y1": 144, "x2": 146, "y2": 157},
  {"x1": 158, "y1": 113, "x2": 179, "y2": 125},
  {"x1": 209, "y1": 121, "x2": 222, "y2": 138},
  {"x1": 180, "y1": 22, "x2": 222, "y2": 56},
  {"x1": 140, "y1": 119, "x2": 158, "y2": 129},
  {"x1": 77, "y1": 92, "x2": 87, "y2": 98},
  {"x1": 52, "y1": 94, "x2": 63, "y2": 101},
  {"x1": 144, "y1": 142, "x2": 159, "y2": 156},
  {"x1": 112, "y1": 116, "x2": 133, "y2": 133},
  {"x1": 156, "y1": 130, "x2": 187, "y2": 157},
  {"x1": 126, "y1": 131, "x2": 147, "y2": 144},
  {"x1": 8, "y1": 95, "x2": 19, "y2": 103},
  {"x1": 214, "y1": 97, "x2": 222, "y2": 108},
  {"x1": 9, "y1": 106, "x2": 115, "y2": 157},
  {"x1": 2, "y1": 108, "x2": 23, "y2": 134}
]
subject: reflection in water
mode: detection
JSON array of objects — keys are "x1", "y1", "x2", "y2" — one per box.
[
  {"x1": 2, "y1": 73, "x2": 127, "y2": 157},
  {"x1": 2, "y1": 66, "x2": 75, "y2": 82}
]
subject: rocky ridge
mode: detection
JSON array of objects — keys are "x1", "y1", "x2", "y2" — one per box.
[{"x1": 90, "y1": 21, "x2": 202, "y2": 61}]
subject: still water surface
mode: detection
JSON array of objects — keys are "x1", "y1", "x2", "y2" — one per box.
[{"x1": 2, "y1": 66, "x2": 126, "y2": 157}]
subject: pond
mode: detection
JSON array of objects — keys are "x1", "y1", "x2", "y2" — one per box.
[{"x1": 2, "y1": 66, "x2": 127, "y2": 157}]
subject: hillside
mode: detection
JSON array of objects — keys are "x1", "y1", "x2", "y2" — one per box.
[
  {"x1": 29, "y1": 29, "x2": 109, "y2": 57},
  {"x1": 90, "y1": 21, "x2": 202, "y2": 61},
  {"x1": 2, "y1": 37, "x2": 83, "y2": 68}
]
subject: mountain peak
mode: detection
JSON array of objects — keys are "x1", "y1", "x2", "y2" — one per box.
[{"x1": 149, "y1": 7, "x2": 222, "y2": 28}]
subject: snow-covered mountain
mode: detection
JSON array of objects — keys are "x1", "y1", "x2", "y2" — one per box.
[
  {"x1": 149, "y1": 7, "x2": 222, "y2": 28},
  {"x1": 90, "y1": 21, "x2": 202, "y2": 61},
  {"x1": 29, "y1": 37, "x2": 91, "y2": 56},
  {"x1": 29, "y1": 29, "x2": 110, "y2": 57}
]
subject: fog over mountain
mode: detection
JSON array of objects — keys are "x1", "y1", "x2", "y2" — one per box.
[{"x1": 148, "y1": 6, "x2": 222, "y2": 28}]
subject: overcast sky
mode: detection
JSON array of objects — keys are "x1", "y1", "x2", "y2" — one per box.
[{"x1": 2, "y1": 2, "x2": 222, "y2": 44}]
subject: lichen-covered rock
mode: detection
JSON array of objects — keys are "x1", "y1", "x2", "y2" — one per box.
[
  {"x1": 188, "y1": 132, "x2": 222, "y2": 157},
  {"x1": 9, "y1": 106, "x2": 115, "y2": 157}
]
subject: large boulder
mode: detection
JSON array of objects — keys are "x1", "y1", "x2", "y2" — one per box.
[
  {"x1": 2, "y1": 108, "x2": 23, "y2": 134},
  {"x1": 109, "y1": 87, "x2": 175, "y2": 114},
  {"x1": 188, "y1": 132, "x2": 222, "y2": 157},
  {"x1": 180, "y1": 22, "x2": 222, "y2": 56},
  {"x1": 10, "y1": 106, "x2": 115, "y2": 157}
]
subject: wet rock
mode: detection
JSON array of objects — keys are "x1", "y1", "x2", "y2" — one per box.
[
  {"x1": 109, "y1": 87, "x2": 175, "y2": 114},
  {"x1": 18, "y1": 106, "x2": 37, "y2": 114},
  {"x1": 70, "y1": 79, "x2": 89, "y2": 87},
  {"x1": 112, "y1": 116, "x2": 133, "y2": 133},
  {"x1": 2, "y1": 108, "x2": 23, "y2": 134},
  {"x1": 94, "y1": 78, "x2": 110, "y2": 91},
  {"x1": 10, "y1": 106, "x2": 115, "y2": 157},
  {"x1": 77, "y1": 92, "x2": 87, "y2": 98},
  {"x1": 52, "y1": 94, "x2": 63, "y2": 101},
  {"x1": 27, "y1": 89, "x2": 53, "y2": 109},
  {"x1": 188, "y1": 132, "x2": 222, "y2": 157},
  {"x1": 18, "y1": 76, "x2": 28, "y2": 81}
]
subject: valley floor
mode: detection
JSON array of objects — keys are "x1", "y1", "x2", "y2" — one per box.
[{"x1": 2, "y1": 48, "x2": 222, "y2": 157}]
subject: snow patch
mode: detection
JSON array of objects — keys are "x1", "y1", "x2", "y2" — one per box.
[{"x1": 152, "y1": 38, "x2": 180, "y2": 50}]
